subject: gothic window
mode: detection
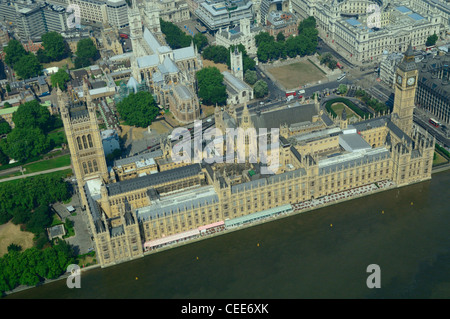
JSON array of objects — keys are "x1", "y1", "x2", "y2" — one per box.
[
  {"x1": 93, "y1": 159, "x2": 98, "y2": 172},
  {"x1": 87, "y1": 134, "x2": 93, "y2": 148},
  {"x1": 77, "y1": 137, "x2": 83, "y2": 150},
  {"x1": 82, "y1": 162, "x2": 88, "y2": 174},
  {"x1": 88, "y1": 161, "x2": 93, "y2": 173},
  {"x1": 82, "y1": 135, "x2": 88, "y2": 149}
]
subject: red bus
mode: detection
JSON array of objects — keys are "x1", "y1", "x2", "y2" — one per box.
[
  {"x1": 119, "y1": 34, "x2": 129, "y2": 39},
  {"x1": 429, "y1": 118, "x2": 440, "y2": 127},
  {"x1": 285, "y1": 90, "x2": 297, "y2": 97}
]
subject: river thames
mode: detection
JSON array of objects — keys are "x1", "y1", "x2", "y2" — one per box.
[{"x1": 7, "y1": 171, "x2": 450, "y2": 299}]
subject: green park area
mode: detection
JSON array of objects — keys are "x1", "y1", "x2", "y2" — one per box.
[
  {"x1": 22, "y1": 154, "x2": 71, "y2": 174},
  {"x1": 330, "y1": 103, "x2": 357, "y2": 120}
]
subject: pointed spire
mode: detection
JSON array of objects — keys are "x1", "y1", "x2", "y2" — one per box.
[{"x1": 405, "y1": 41, "x2": 414, "y2": 57}]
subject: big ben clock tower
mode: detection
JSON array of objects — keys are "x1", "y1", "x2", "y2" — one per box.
[{"x1": 392, "y1": 44, "x2": 418, "y2": 136}]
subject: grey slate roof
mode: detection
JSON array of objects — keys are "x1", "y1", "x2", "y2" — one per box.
[
  {"x1": 230, "y1": 167, "x2": 307, "y2": 193},
  {"x1": 318, "y1": 148, "x2": 390, "y2": 175},
  {"x1": 106, "y1": 164, "x2": 202, "y2": 196}
]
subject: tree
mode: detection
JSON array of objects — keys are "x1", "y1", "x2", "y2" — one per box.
[
  {"x1": 298, "y1": 16, "x2": 317, "y2": 34},
  {"x1": 276, "y1": 32, "x2": 285, "y2": 42},
  {"x1": 4, "y1": 39, "x2": 27, "y2": 67},
  {"x1": 116, "y1": 91, "x2": 160, "y2": 127},
  {"x1": 255, "y1": 32, "x2": 275, "y2": 48},
  {"x1": 26, "y1": 205, "x2": 53, "y2": 235},
  {"x1": 0, "y1": 148, "x2": 9, "y2": 166},
  {"x1": 254, "y1": 80, "x2": 269, "y2": 99},
  {"x1": 14, "y1": 54, "x2": 42, "y2": 79},
  {"x1": 50, "y1": 69, "x2": 71, "y2": 91},
  {"x1": 328, "y1": 59, "x2": 338, "y2": 70},
  {"x1": 426, "y1": 33, "x2": 438, "y2": 47},
  {"x1": 3, "y1": 127, "x2": 51, "y2": 162},
  {"x1": 2, "y1": 100, "x2": 55, "y2": 162},
  {"x1": 193, "y1": 32, "x2": 208, "y2": 52},
  {"x1": 338, "y1": 84, "x2": 348, "y2": 95},
  {"x1": 36, "y1": 48, "x2": 51, "y2": 64},
  {"x1": 7, "y1": 244, "x2": 22, "y2": 253},
  {"x1": 41, "y1": 32, "x2": 69, "y2": 62},
  {"x1": 12, "y1": 100, "x2": 52, "y2": 132},
  {"x1": 202, "y1": 45, "x2": 229, "y2": 64},
  {"x1": 75, "y1": 38, "x2": 98, "y2": 68},
  {"x1": 0, "y1": 120, "x2": 11, "y2": 135},
  {"x1": 244, "y1": 70, "x2": 258, "y2": 85},
  {"x1": 160, "y1": 19, "x2": 192, "y2": 49},
  {"x1": 196, "y1": 67, "x2": 227, "y2": 105}
]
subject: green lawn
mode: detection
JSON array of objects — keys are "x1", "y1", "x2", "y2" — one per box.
[
  {"x1": 0, "y1": 171, "x2": 22, "y2": 180},
  {"x1": 0, "y1": 168, "x2": 73, "y2": 186},
  {"x1": 48, "y1": 129, "x2": 67, "y2": 148},
  {"x1": 433, "y1": 151, "x2": 449, "y2": 166},
  {"x1": 267, "y1": 60, "x2": 327, "y2": 89},
  {"x1": 23, "y1": 154, "x2": 71, "y2": 174},
  {"x1": 330, "y1": 103, "x2": 357, "y2": 119}
]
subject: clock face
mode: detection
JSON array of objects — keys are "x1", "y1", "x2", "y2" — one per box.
[
  {"x1": 397, "y1": 75, "x2": 402, "y2": 85},
  {"x1": 407, "y1": 76, "x2": 415, "y2": 86}
]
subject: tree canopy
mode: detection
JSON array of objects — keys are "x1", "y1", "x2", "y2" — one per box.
[
  {"x1": 202, "y1": 45, "x2": 229, "y2": 64},
  {"x1": 1, "y1": 100, "x2": 58, "y2": 162},
  {"x1": 193, "y1": 32, "x2": 209, "y2": 52},
  {"x1": 4, "y1": 39, "x2": 43, "y2": 79},
  {"x1": 14, "y1": 54, "x2": 43, "y2": 79},
  {"x1": 41, "y1": 32, "x2": 69, "y2": 62},
  {"x1": 253, "y1": 80, "x2": 269, "y2": 99},
  {"x1": 160, "y1": 19, "x2": 193, "y2": 49},
  {"x1": 50, "y1": 69, "x2": 71, "y2": 91},
  {"x1": 426, "y1": 33, "x2": 438, "y2": 47},
  {"x1": 0, "y1": 120, "x2": 11, "y2": 135},
  {"x1": 255, "y1": 17, "x2": 318, "y2": 63},
  {"x1": 4, "y1": 39, "x2": 27, "y2": 67},
  {"x1": 244, "y1": 69, "x2": 258, "y2": 85},
  {"x1": 12, "y1": 100, "x2": 52, "y2": 132},
  {"x1": 0, "y1": 173, "x2": 71, "y2": 226},
  {"x1": 116, "y1": 91, "x2": 160, "y2": 127},
  {"x1": 196, "y1": 67, "x2": 227, "y2": 106},
  {"x1": 0, "y1": 241, "x2": 76, "y2": 295},
  {"x1": 75, "y1": 38, "x2": 99, "y2": 68}
]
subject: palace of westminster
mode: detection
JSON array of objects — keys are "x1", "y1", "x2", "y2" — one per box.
[{"x1": 58, "y1": 14, "x2": 435, "y2": 267}]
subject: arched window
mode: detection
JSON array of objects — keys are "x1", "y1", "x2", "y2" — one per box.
[
  {"x1": 93, "y1": 159, "x2": 98, "y2": 172},
  {"x1": 82, "y1": 136, "x2": 88, "y2": 149},
  {"x1": 87, "y1": 134, "x2": 93, "y2": 148},
  {"x1": 88, "y1": 161, "x2": 93, "y2": 173},
  {"x1": 82, "y1": 162, "x2": 88, "y2": 174},
  {"x1": 77, "y1": 137, "x2": 83, "y2": 150}
]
